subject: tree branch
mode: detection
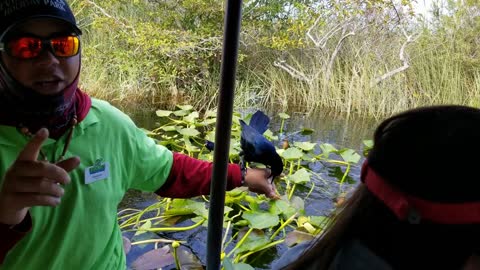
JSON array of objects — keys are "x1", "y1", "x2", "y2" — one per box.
[{"x1": 273, "y1": 60, "x2": 313, "y2": 82}]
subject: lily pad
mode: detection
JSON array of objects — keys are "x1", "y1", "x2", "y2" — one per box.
[
  {"x1": 156, "y1": 110, "x2": 172, "y2": 117},
  {"x1": 160, "y1": 125, "x2": 177, "y2": 132},
  {"x1": 177, "y1": 128, "x2": 200, "y2": 137},
  {"x1": 177, "y1": 104, "x2": 194, "y2": 111},
  {"x1": 236, "y1": 229, "x2": 270, "y2": 254},
  {"x1": 202, "y1": 118, "x2": 217, "y2": 125},
  {"x1": 134, "y1": 220, "x2": 152, "y2": 236},
  {"x1": 285, "y1": 230, "x2": 315, "y2": 247},
  {"x1": 204, "y1": 110, "x2": 217, "y2": 118},
  {"x1": 309, "y1": 216, "x2": 329, "y2": 228},
  {"x1": 338, "y1": 148, "x2": 361, "y2": 163},
  {"x1": 300, "y1": 128, "x2": 314, "y2": 135},
  {"x1": 281, "y1": 147, "x2": 303, "y2": 160},
  {"x1": 174, "y1": 110, "x2": 191, "y2": 117},
  {"x1": 184, "y1": 112, "x2": 200, "y2": 123},
  {"x1": 175, "y1": 246, "x2": 204, "y2": 270},
  {"x1": 263, "y1": 129, "x2": 279, "y2": 140},
  {"x1": 224, "y1": 258, "x2": 255, "y2": 270},
  {"x1": 293, "y1": 142, "x2": 317, "y2": 152},
  {"x1": 289, "y1": 196, "x2": 305, "y2": 212},
  {"x1": 131, "y1": 245, "x2": 174, "y2": 270},
  {"x1": 320, "y1": 143, "x2": 338, "y2": 157},
  {"x1": 363, "y1": 140, "x2": 373, "y2": 148},
  {"x1": 269, "y1": 199, "x2": 297, "y2": 219},
  {"x1": 328, "y1": 166, "x2": 356, "y2": 184},
  {"x1": 242, "y1": 211, "x2": 279, "y2": 229},
  {"x1": 287, "y1": 168, "x2": 311, "y2": 185}
]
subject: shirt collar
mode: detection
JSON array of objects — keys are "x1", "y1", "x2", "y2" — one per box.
[{"x1": 0, "y1": 106, "x2": 99, "y2": 147}]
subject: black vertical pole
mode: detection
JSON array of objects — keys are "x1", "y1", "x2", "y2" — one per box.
[{"x1": 206, "y1": 0, "x2": 243, "y2": 270}]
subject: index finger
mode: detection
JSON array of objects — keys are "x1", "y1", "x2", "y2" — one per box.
[{"x1": 17, "y1": 128, "x2": 49, "y2": 161}]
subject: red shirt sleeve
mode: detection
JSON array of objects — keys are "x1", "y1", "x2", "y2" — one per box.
[
  {"x1": 0, "y1": 213, "x2": 32, "y2": 263},
  {"x1": 156, "y1": 152, "x2": 242, "y2": 198}
]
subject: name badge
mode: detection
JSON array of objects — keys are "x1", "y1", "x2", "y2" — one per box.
[{"x1": 85, "y1": 159, "x2": 110, "y2": 184}]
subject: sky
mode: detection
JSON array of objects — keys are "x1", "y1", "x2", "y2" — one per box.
[{"x1": 413, "y1": 0, "x2": 433, "y2": 18}]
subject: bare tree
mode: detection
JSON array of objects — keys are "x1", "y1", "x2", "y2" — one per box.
[{"x1": 372, "y1": 28, "x2": 420, "y2": 86}]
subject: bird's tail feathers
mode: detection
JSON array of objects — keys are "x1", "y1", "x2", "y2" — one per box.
[{"x1": 249, "y1": 110, "x2": 270, "y2": 134}]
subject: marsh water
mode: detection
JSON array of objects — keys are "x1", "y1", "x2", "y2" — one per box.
[{"x1": 120, "y1": 108, "x2": 379, "y2": 269}]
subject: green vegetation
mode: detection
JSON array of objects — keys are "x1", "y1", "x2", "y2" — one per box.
[
  {"x1": 73, "y1": 0, "x2": 480, "y2": 117},
  {"x1": 119, "y1": 106, "x2": 367, "y2": 269}
]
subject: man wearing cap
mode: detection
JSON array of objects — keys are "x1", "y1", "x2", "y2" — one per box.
[{"x1": 0, "y1": 1, "x2": 278, "y2": 269}]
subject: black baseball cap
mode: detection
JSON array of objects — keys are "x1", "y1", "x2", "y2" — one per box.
[{"x1": 0, "y1": 0, "x2": 82, "y2": 40}]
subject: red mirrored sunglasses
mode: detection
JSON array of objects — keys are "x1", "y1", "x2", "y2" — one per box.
[{"x1": 0, "y1": 35, "x2": 80, "y2": 59}]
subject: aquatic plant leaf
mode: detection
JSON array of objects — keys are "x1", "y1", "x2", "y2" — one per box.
[
  {"x1": 225, "y1": 189, "x2": 247, "y2": 204},
  {"x1": 178, "y1": 128, "x2": 200, "y2": 137},
  {"x1": 232, "y1": 115, "x2": 241, "y2": 126},
  {"x1": 289, "y1": 196, "x2": 305, "y2": 212},
  {"x1": 123, "y1": 236, "x2": 131, "y2": 255},
  {"x1": 168, "y1": 199, "x2": 208, "y2": 218},
  {"x1": 160, "y1": 215, "x2": 183, "y2": 226},
  {"x1": 363, "y1": 140, "x2": 373, "y2": 148},
  {"x1": 287, "y1": 168, "x2": 311, "y2": 185},
  {"x1": 134, "y1": 220, "x2": 152, "y2": 236},
  {"x1": 309, "y1": 216, "x2": 329, "y2": 228},
  {"x1": 223, "y1": 258, "x2": 235, "y2": 270},
  {"x1": 184, "y1": 137, "x2": 200, "y2": 152},
  {"x1": 232, "y1": 263, "x2": 255, "y2": 270},
  {"x1": 177, "y1": 105, "x2": 194, "y2": 111},
  {"x1": 285, "y1": 230, "x2": 314, "y2": 247},
  {"x1": 338, "y1": 148, "x2": 361, "y2": 163},
  {"x1": 263, "y1": 129, "x2": 279, "y2": 141},
  {"x1": 278, "y1": 113, "x2": 290, "y2": 119},
  {"x1": 164, "y1": 199, "x2": 201, "y2": 216},
  {"x1": 235, "y1": 220, "x2": 249, "y2": 227},
  {"x1": 320, "y1": 143, "x2": 338, "y2": 158},
  {"x1": 242, "y1": 211, "x2": 279, "y2": 229},
  {"x1": 236, "y1": 229, "x2": 270, "y2": 254},
  {"x1": 281, "y1": 147, "x2": 303, "y2": 160},
  {"x1": 131, "y1": 246, "x2": 174, "y2": 270},
  {"x1": 204, "y1": 110, "x2": 216, "y2": 118},
  {"x1": 328, "y1": 167, "x2": 356, "y2": 184},
  {"x1": 202, "y1": 118, "x2": 217, "y2": 125},
  {"x1": 206, "y1": 131, "x2": 215, "y2": 142},
  {"x1": 175, "y1": 246, "x2": 204, "y2": 270},
  {"x1": 191, "y1": 216, "x2": 207, "y2": 227},
  {"x1": 160, "y1": 125, "x2": 177, "y2": 132},
  {"x1": 156, "y1": 110, "x2": 173, "y2": 117},
  {"x1": 174, "y1": 110, "x2": 190, "y2": 117},
  {"x1": 184, "y1": 112, "x2": 200, "y2": 123},
  {"x1": 302, "y1": 222, "x2": 316, "y2": 234},
  {"x1": 269, "y1": 199, "x2": 297, "y2": 219},
  {"x1": 293, "y1": 142, "x2": 316, "y2": 152},
  {"x1": 300, "y1": 128, "x2": 314, "y2": 135}
]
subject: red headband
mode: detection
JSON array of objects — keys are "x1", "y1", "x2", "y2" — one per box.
[{"x1": 361, "y1": 161, "x2": 480, "y2": 224}]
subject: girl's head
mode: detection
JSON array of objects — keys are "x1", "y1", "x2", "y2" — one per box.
[{"x1": 366, "y1": 105, "x2": 480, "y2": 220}]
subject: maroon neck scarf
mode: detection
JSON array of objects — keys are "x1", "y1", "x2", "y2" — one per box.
[{"x1": 0, "y1": 62, "x2": 91, "y2": 139}]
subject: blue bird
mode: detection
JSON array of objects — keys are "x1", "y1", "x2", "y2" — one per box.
[
  {"x1": 239, "y1": 111, "x2": 284, "y2": 181},
  {"x1": 204, "y1": 111, "x2": 284, "y2": 181},
  {"x1": 205, "y1": 140, "x2": 215, "y2": 151}
]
